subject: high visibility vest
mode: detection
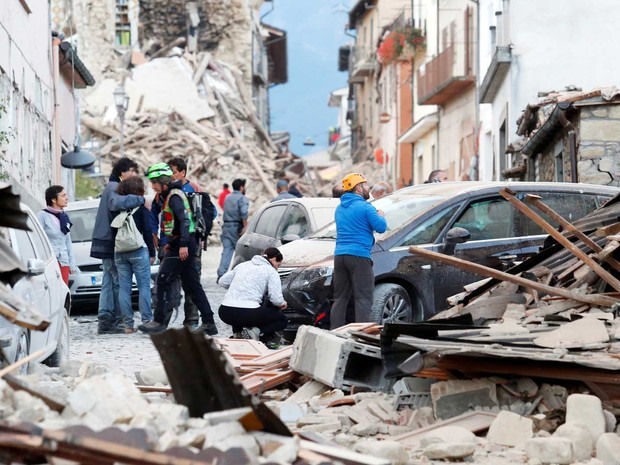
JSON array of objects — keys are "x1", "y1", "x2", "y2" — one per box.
[{"x1": 162, "y1": 189, "x2": 195, "y2": 236}]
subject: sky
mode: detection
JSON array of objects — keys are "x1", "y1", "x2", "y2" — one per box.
[{"x1": 264, "y1": 1, "x2": 351, "y2": 156}]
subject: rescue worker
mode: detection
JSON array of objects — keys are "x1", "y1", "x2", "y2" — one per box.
[
  {"x1": 330, "y1": 173, "x2": 387, "y2": 329},
  {"x1": 139, "y1": 163, "x2": 218, "y2": 335}
]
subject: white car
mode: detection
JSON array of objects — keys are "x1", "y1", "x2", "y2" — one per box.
[
  {"x1": 0, "y1": 203, "x2": 70, "y2": 369},
  {"x1": 66, "y1": 199, "x2": 158, "y2": 310}
]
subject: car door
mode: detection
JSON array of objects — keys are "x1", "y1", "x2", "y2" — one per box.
[
  {"x1": 240, "y1": 203, "x2": 289, "y2": 261},
  {"x1": 430, "y1": 196, "x2": 523, "y2": 309},
  {"x1": 11, "y1": 216, "x2": 53, "y2": 350}
]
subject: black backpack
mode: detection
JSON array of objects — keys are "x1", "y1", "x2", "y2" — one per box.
[{"x1": 187, "y1": 192, "x2": 215, "y2": 249}]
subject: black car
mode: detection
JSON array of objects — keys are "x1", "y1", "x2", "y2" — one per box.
[{"x1": 277, "y1": 181, "x2": 618, "y2": 334}]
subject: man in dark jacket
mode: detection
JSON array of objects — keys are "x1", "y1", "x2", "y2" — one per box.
[
  {"x1": 91, "y1": 157, "x2": 144, "y2": 334},
  {"x1": 139, "y1": 163, "x2": 218, "y2": 335},
  {"x1": 216, "y1": 178, "x2": 249, "y2": 279},
  {"x1": 330, "y1": 173, "x2": 387, "y2": 329}
]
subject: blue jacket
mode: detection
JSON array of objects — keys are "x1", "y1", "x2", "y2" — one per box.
[{"x1": 334, "y1": 193, "x2": 387, "y2": 259}]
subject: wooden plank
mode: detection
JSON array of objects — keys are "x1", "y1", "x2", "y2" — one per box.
[
  {"x1": 240, "y1": 346, "x2": 293, "y2": 369},
  {"x1": 525, "y1": 194, "x2": 620, "y2": 271},
  {"x1": 391, "y1": 411, "x2": 497, "y2": 448},
  {"x1": 0, "y1": 349, "x2": 45, "y2": 378},
  {"x1": 407, "y1": 246, "x2": 620, "y2": 308},
  {"x1": 500, "y1": 188, "x2": 620, "y2": 293}
]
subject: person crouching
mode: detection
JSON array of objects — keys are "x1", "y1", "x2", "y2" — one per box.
[{"x1": 218, "y1": 247, "x2": 288, "y2": 348}]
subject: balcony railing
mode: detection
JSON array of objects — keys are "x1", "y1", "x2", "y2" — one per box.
[
  {"x1": 417, "y1": 42, "x2": 475, "y2": 106},
  {"x1": 349, "y1": 46, "x2": 376, "y2": 84}
]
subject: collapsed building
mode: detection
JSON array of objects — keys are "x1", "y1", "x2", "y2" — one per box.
[{"x1": 49, "y1": 0, "x2": 311, "y2": 208}]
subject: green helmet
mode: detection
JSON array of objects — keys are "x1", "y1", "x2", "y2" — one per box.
[{"x1": 146, "y1": 163, "x2": 173, "y2": 179}]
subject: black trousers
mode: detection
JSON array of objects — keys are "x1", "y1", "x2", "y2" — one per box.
[
  {"x1": 218, "y1": 302, "x2": 288, "y2": 336},
  {"x1": 330, "y1": 254, "x2": 374, "y2": 329},
  {"x1": 155, "y1": 240, "x2": 214, "y2": 326}
]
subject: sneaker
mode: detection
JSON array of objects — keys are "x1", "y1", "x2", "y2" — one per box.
[
  {"x1": 97, "y1": 325, "x2": 124, "y2": 335},
  {"x1": 241, "y1": 327, "x2": 260, "y2": 341},
  {"x1": 137, "y1": 321, "x2": 166, "y2": 334}
]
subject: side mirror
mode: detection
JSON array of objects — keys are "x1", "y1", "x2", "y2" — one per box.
[
  {"x1": 442, "y1": 227, "x2": 471, "y2": 255},
  {"x1": 27, "y1": 258, "x2": 47, "y2": 276},
  {"x1": 281, "y1": 234, "x2": 301, "y2": 245}
]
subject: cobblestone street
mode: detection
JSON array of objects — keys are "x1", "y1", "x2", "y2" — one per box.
[{"x1": 69, "y1": 245, "x2": 231, "y2": 378}]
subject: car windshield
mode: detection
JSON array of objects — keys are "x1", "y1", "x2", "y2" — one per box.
[
  {"x1": 309, "y1": 194, "x2": 447, "y2": 240},
  {"x1": 68, "y1": 207, "x2": 98, "y2": 243}
]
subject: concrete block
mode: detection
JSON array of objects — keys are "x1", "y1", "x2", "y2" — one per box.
[
  {"x1": 277, "y1": 402, "x2": 307, "y2": 424},
  {"x1": 350, "y1": 422, "x2": 379, "y2": 436},
  {"x1": 431, "y1": 379, "x2": 498, "y2": 420},
  {"x1": 358, "y1": 398, "x2": 400, "y2": 423},
  {"x1": 290, "y1": 326, "x2": 392, "y2": 392},
  {"x1": 392, "y1": 377, "x2": 434, "y2": 395},
  {"x1": 525, "y1": 437, "x2": 574, "y2": 464},
  {"x1": 596, "y1": 433, "x2": 620, "y2": 465},
  {"x1": 423, "y1": 442, "x2": 476, "y2": 460},
  {"x1": 603, "y1": 410, "x2": 617, "y2": 432},
  {"x1": 580, "y1": 144, "x2": 606, "y2": 159},
  {"x1": 177, "y1": 428, "x2": 207, "y2": 448},
  {"x1": 538, "y1": 384, "x2": 568, "y2": 411},
  {"x1": 354, "y1": 439, "x2": 410, "y2": 465},
  {"x1": 566, "y1": 394, "x2": 606, "y2": 442},
  {"x1": 581, "y1": 119, "x2": 620, "y2": 142},
  {"x1": 308, "y1": 389, "x2": 345, "y2": 411},
  {"x1": 420, "y1": 425, "x2": 477, "y2": 447},
  {"x1": 300, "y1": 421, "x2": 342, "y2": 433},
  {"x1": 66, "y1": 373, "x2": 148, "y2": 427},
  {"x1": 487, "y1": 411, "x2": 533, "y2": 447},
  {"x1": 581, "y1": 172, "x2": 613, "y2": 185},
  {"x1": 554, "y1": 422, "x2": 593, "y2": 461},
  {"x1": 345, "y1": 405, "x2": 381, "y2": 425},
  {"x1": 407, "y1": 406, "x2": 435, "y2": 429},
  {"x1": 134, "y1": 366, "x2": 168, "y2": 386}
]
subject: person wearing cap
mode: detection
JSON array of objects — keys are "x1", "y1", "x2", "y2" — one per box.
[
  {"x1": 217, "y1": 178, "x2": 250, "y2": 279},
  {"x1": 330, "y1": 173, "x2": 387, "y2": 329},
  {"x1": 138, "y1": 163, "x2": 218, "y2": 336},
  {"x1": 271, "y1": 179, "x2": 296, "y2": 203}
]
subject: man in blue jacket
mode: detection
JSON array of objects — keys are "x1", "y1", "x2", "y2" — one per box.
[{"x1": 330, "y1": 173, "x2": 387, "y2": 329}]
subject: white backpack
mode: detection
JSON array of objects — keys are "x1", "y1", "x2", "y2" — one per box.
[{"x1": 111, "y1": 207, "x2": 145, "y2": 253}]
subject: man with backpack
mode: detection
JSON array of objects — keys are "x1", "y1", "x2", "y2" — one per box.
[{"x1": 139, "y1": 163, "x2": 218, "y2": 335}]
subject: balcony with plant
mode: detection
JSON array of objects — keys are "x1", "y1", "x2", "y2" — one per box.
[{"x1": 377, "y1": 26, "x2": 426, "y2": 66}]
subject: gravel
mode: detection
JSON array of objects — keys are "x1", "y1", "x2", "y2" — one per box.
[{"x1": 69, "y1": 245, "x2": 233, "y2": 378}]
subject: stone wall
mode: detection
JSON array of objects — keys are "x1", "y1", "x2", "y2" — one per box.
[
  {"x1": 576, "y1": 104, "x2": 620, "y2": 186},
  {"x1": 72, "y1": 0, "x2": 117, "y2": 83},
  {"x1": 138, "y1": 0, "x2": 261, "y2": 92}
]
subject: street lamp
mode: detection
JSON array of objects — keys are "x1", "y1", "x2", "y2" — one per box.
[{"x1": 113, "y1": 85, "x2": 130, "y2": 157}]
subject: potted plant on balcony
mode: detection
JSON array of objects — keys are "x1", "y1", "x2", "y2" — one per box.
[{"x1": 377, "y1": 26, "x2": 426, "y2": 65}]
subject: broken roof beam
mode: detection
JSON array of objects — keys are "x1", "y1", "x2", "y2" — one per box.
[
  {"x1": 407, "y1": 246, "x2": 620, "y2": 308},
  {"x1": 500, "y1": 188, "x2": 620, "y2": 293},
  {"x1": 524, "y1": 194, "x2": 620, "y2": 271}
]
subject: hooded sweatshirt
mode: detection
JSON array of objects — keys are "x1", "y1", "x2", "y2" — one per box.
[
  {"x1": 90, "y1": 174, "x2": 144, "y2": 259},
  {"x1": 334, "y1": 192, "x2": 387, "y2": 259},
  {"x1": 219, "y1": 255, "x2": 285, "y2": 308}
]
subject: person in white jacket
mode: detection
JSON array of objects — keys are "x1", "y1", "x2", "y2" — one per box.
[{"x1": 218, "y1": 247, "x2": 288, "y2": 347}]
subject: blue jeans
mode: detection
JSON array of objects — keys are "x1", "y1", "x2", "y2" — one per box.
[
  {"x1": 217, "y1": 225, "x2": 239, "y2": 277},
  {"x1": 115, "y1": 247, "x2": 153, "y2": 327},
  {"x1": 98, "y1": 258, "x2": 120, "y2": 323}
]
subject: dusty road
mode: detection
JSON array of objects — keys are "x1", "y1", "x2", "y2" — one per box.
[{"x1": 68, "y1": 245, "x2": 232, "y2": 378}]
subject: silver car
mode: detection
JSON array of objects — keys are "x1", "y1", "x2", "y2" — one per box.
[
  {"x1": 0, "y1": 204, "x2": 71, "y2": 369},
  {"x1": 66, "y1": 199, "x2": 158, "y2": 310}
]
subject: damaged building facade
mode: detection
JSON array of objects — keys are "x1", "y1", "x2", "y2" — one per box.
[
  {"x1": 504, "y1": 89, "x2": 620, "y2": 186},
  {"x1": 1, "y1": 1, "x2": 94, "y2": 210}
]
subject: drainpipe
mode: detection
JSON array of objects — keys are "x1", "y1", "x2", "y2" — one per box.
[
  {"x1": 51, "y1": 36, "x2": 62, "y2": 184},
  {"x1": 558, "y1": 109, "x2": 578, "y2": 183}
]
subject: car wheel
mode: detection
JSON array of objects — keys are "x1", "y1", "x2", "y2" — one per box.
[
  {"x1": 44, "y1": 312, "x2": 70, "y2": 368},
  {"x1": 14, "y1": 330, "x2": 30, "y2": 375},
  {"x1": 371, "y1": 283, "x2": 413, "y2": 324}
]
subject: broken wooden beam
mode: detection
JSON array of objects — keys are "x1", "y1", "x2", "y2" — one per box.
[
  {"x1": 407, "y1": 246, "x2": 620, "y2": 308},
  {"x1": 500, "y1": 188, "x2": 620, "y2": 293}
]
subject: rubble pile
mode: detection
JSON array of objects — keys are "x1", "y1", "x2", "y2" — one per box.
[{"x1": 82, "y1": 51, "x2": 305, "y2": 207}]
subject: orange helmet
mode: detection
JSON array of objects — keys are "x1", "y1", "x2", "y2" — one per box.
[{"x1": 342, "y1": 173, "x2": 367, "y2": 191}]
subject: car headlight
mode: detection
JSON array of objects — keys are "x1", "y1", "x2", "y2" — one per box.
[{"x1": 289, "y1": 265, "x2": 334, "y2": 290}]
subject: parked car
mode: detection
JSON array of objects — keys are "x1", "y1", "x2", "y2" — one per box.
[
  {"x1": 278, "y1": 181, "x2": 619, "y2": 336},
  {"x1": 66, "y1": 199, "x2": 158, "y2": 310},
  {"x1": 231, "y1": 197, "x2": 340, "y2": 268},
  {"x1": 0, "y1": 203, "x2": 71, "y2": 369}
]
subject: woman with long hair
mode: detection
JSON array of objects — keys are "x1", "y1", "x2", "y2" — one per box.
[{"x1": 115, "y1": 176, "x2": 156, "y2": 332}]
